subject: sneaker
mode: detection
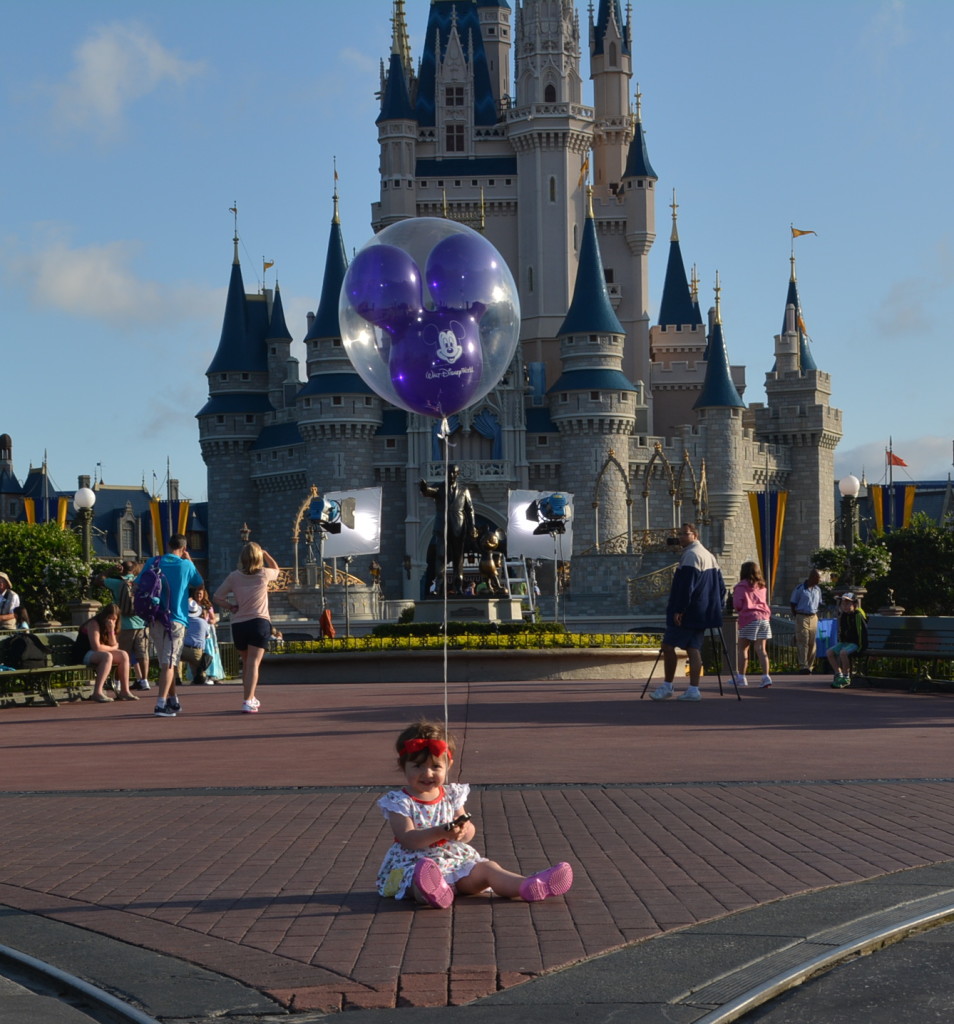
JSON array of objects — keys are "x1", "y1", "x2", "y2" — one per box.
[
  {"x1": 760, "y1": 675, "x2": 773, "y2": 688},
  {"x1": 519, "y1": 862, "x2": 573, "y2": 902},
  {"x1": 677, "y1": 687, "x2": 702, "y2": 701},
  {"x1": 167, "y1": 698, "x2": 181, "y2": 712},
  {"x1": 831, "y1": 675, "x2": 850, "y2": 689},
  {"x1": 131, "y1": 680, "x2": 150, "y2": 691},
  {"x1": 412, "y1": 858, "x2": 455, "y2": 909},
  {"x1": 735, "y1": 675, "x2": 749, "y2": 687},
  {"x1": 242, "y1": 700, "x2": 259, "y2": 714},
  {"x1": 649, "y1": 682, "x2": 674, "y2": 701},
  {"x1": 154, "y1": 704, "x2": 176, "y2": 717}
]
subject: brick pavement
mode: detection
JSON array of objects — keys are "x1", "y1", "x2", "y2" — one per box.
[{"x1": 2, "y1": 678, "x2": 954, "y2": 1011}]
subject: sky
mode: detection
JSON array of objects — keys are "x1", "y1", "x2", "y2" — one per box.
[{"x1": 2, "y1": 0, "x2": 953, "y2": 504}]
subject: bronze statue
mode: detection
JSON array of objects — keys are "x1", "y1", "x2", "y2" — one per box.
[
  {"x1": 419, "y1": 465, "x2": 478, "y2": 596},
  {"x1": 477, "y1": 526, "x2": 508, "y2": 596}
]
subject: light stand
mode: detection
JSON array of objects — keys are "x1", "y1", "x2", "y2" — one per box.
[
  {"x1": 838, "y1": 474, "x2": 860, "y2": 590},
  {"x1": 73, "y1": 487, "x2": 96, "y2": 566}
]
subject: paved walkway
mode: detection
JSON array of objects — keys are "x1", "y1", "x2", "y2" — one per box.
[{"x1": 2, "y1": 674, "x2": 954, "y2": 1015}]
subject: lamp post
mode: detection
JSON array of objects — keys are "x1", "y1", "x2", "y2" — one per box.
[
  {"x1": 73, "y1": 487, "x2": 96, "y2": 564},
  {"x1": 838, "y1": 475, "x2": 860, "y2": 552}
]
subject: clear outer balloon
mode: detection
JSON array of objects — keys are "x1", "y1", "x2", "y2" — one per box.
[{"x1": 339, "y1": 218, "x2": 520, "y2": 420}]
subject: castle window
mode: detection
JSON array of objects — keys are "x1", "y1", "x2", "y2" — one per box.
[
  {"x1": 446, "y1": 86, "x2": 464, "y2": 107},
  {"x1": 271, "y1": 451, "x2": 277, "y2": 460},
  {"x1": 303, "y1": 398, "x2": 311, "y2": 408},
  {"x1": 609, "y1": 42, "x2": 618, "y2": 66},
  {"x1": 386, "y1": 438, "x2": 396, "y2": 449},
  {"x1": 489, "y1": 179, "x2": 495, "y2": 185},
  {"x1": 270, "y1": 346, "x2": 276, "y2": 355},
  {"x1": 544, "y1": 84, "x2": 556, "y2": 102},
  {"x1": 241, "y1": 372, "x2": 250, "y2": 380},
  {"x1": 332, "y1": 396, "x2": 343, "y2": 406},
  {"x1": 216, "y1": 415, "x2": 225, "y2": 424},
  {"x1": 447, "y1": 125, "x2": 465, "y2": 151},
  {"x1": 590, "y1": 392, "x2": 600, "y2": 401},
  {"x1": 437, "y1": 179, "x2": 444, "y2": 187},
  {"x1": 219, "y1": 374, "x2": 227, "y2": 382},
  {"x1": 560, "y1": 393, "x2": 568, "y2": 403},
  {"x1": 548, "y1": 176, "x2": 556, "y2": 202},
  {"x1": 527, "y1": 266, "x2": 534, "y2": 292},
  {"x1": 488, "y1": 26, "x2": 495, "y2": 35},
  {"x1": 245, "y1": 415, "x2": 255, "y2": 424},
  {"x1": 364, "y1": 397, "x2": 373, "y2": 406},
  {"x1": 621, "y1": 393, "x2": 630, "y2": 402},
  {"x1": 287, "y1": 449, "x2": 293, "y2": 456},
  {"x1": 538, "y1": 436, "x2": 549, "y2": 446},
  {"x1": 472, "y1": 179, "x2": 478, "y2": 186},
  {"x1": 604, "y1": 268, "x2": 615, "y2": 284},
  {"x1": 333, "y1": 338, "x2": 341, "y2": 346}
]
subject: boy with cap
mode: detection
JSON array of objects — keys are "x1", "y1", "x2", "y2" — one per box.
[{"x1": 826, "y1": 593, "x2": 868, "y2": 688}]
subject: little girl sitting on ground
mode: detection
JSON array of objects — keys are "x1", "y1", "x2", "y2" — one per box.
[{"x1": 376, "y1": 719, "x2": 573, "y2": 909}]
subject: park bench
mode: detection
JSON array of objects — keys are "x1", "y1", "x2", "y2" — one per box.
[
  {"x1": 854, "y1": 615, "x2": 954, "y2": 692},
  {"x1": 0, "y1": 633, "x2": 93, "y2": 708}
]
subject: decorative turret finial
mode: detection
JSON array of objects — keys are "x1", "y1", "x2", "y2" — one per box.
[
  {"x1": 391, "y1": 0, "x2": 413, "y2": 77},
  {"x1": 586, "y1": 184, "x2": 595, "y2": 219},
  {"x1": 332, "y1": 156, "x2": 340, "y2": 225},
  {"x1": 690, "y1": 263, "x2": 699, "y2": 302},
  {"x1": 670, "y1": 188, "x2": 679, "y2": 242},
  {"x1": 713, "y1": 271, "x2": 722, "y2": 324},
  {"x1": 229, "y1": 202, "x2": 239, "y2": 263},
  {"x1": 789, "y1": 252, "x2": 797, "y2": 282},
  {"x1": 635, "y1": 83, "x2": 642, "y2": 122}
]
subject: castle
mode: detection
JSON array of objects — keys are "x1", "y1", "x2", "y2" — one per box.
[{"x1": 197, "y1": 0, "x2": 842, "y2": 613}]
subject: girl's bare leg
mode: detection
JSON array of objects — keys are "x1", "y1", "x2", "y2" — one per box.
[{"x1": 455, "y1": 860, "x2": 526, "y2": 899}]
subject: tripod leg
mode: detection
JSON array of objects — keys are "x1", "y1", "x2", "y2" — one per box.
[
  {"x1": 714, "y1": 627, "x2": 742, "y2": 700},
  {"x1": 709, "y1": 629, "x2": 725, "y2": 696},
  {"x1": 640, "y1": 646, "x2": 665, "y2": 699}
]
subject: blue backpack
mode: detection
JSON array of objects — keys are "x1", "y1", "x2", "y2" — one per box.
[{"x1": 134, "y1": 557, "x2": 171, "y2": 631}]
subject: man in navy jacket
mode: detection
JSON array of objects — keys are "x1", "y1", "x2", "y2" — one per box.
[{"x1": 650, "y1": 523, "x2": 726, "y2": 702}]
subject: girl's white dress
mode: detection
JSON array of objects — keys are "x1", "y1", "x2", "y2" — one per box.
[{"x1": 376, "y1": 783, "x2": 485, "y2": 899}]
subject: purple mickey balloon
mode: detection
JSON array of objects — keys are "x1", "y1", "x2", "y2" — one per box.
[
  {"x1": 425, "y1": 232, "x2": 502, "y2": 309},
  {"x1": 343, "y1": 244, "x2": 421, "y2": 331},
  {"x1": 389, "y1": 306, "x2": 484, "y2": 418}
]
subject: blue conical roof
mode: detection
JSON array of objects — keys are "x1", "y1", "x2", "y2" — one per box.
[
  {"x1": 622, "y1": 117, "x2": 656, "y2": 180},
  {"x1": 657, "y1": 238, "x2": 700, "y2": 327},
  {"x1": 782, "y1": 275, "x2": 818, "y2": 372},
  {"x1": 267, "y1": 283, "x2": 292, "y2": 342},
  {"x1": 377, "y1": 51, "x2": 416, "y2": 124},
  {"x1": 305, "y1": 210, "x2": 348, "y2": 342},
  {"x1": 694, "y1": 320, "x2": 744, "y2": 409},
  {"x1": 206, "y1": 250, "x2": 267, "y2": 374},
  {"x1": 558, "y1": 213, "x2": 625, "y2": 337}
]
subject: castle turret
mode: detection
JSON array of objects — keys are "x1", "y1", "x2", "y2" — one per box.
[
  {"x1": 266, "y1": 282, "x2": 299, "y2": 417},
  {"x1": 476, "y1": 0, "x2": 512, "y2": 111},
  {"x1": 589, "y1": 0, "x2": 632, "y2": 194},
  {"x1": 297, "y1": 194, "x2": 381, "y2": 490},
  {"x1": 549, "y1": 195, "x2": 638, "y2": 552},
  {"x1": 693, "y1": 276, "x2": 745, "y2": 554},
  {"x1": 751, "y1": 259, "x2": 842, "y2": 598},
  {"x1": 198, "y1": 232, "x2": 273, "y2": 578}
]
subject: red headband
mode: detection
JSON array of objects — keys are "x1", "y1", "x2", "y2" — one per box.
[{"x1": 400, "y1": 738, "x2": 450, "y2": 760}]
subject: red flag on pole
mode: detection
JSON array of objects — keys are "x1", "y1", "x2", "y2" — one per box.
[{"x1": 887, "y1": 451, "x2": 907, "y2": 467}]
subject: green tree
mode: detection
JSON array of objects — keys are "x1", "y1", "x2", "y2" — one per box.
[
  {"x1": 0, "y1": 522, "x2": 90, "y2": 622},
  {"x1": 810, "y1": 539, "x2": 891, "y2": 593},
  {"x1": 864, "y1": 513, "x2": 954, "y2": 615}
]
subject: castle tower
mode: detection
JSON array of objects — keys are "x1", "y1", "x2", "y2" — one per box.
[
  {"x1": 265, "y1": 283, "x2": 298, "y2": 418},
  {"x1": 751, "y1": 256, "x2": 842, "y2": 599},
  {"x1": 509, "y1": 0, "x2": 591, "y2": 378},
  {"x1": 589, "y1": 0, "x2": 632, "y2": 193},
  {"x1": 197, "y1": 232, "x2": 271, "y2": 578},
  {"x1": 549, "y1": 194, "x2": 638, "y2": 552},
  {"x1": 297, "y1": 194, "x2": 382, "y2": 492},
  {"x1": 376, "y1": 1, "x2": 418, "y2": 228},
  {"x1": 693, "y1": 275, "x2": 746, "y2": 555},
  {"x1": 613, "y1": 88, "x2": 657, "y2": 393},
  {"x1": 476, "y1": 0, "x2": 512, "y2": 109}
]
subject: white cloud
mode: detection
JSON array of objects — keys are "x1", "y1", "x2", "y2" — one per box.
[
  {"x1": 52, "y1": 22, "x2": 204, "y2": 133},
  {"x1": 861, "y1": 1, "x2": 909, "y2": 69},
  {"x1": 4, "y1": 226, "x2": 219, "y2": 329}
]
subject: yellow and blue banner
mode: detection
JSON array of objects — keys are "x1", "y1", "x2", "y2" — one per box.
[
  {"x1": 748, "y1": 490, "x2": 788, "y2": 601},
  {"x1": 869, "y1": 484, "x2": 915, "y2": 533},
  {"x1": 149, "y1": 499, "x2": 191, "y2": 555}
]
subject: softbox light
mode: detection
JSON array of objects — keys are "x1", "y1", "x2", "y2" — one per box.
[
  {"x1": 507, "y1": 489, "x2": 574, "y2": 560},
  {"x1": 317, "y1": 487, "x2": 383, "y2": 558}
]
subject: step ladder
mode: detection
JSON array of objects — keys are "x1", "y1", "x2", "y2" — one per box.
[{"x1": 503, "y1": 557, "x2": 536, "y2": 617}]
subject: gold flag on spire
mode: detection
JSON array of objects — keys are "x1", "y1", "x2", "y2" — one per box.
[
  {"x1": 791, "y1": 227, "x2": 817, "y2": 237},
  {"x1": 263, "y1": 260, "x2": 274, "y2": 271},
  {"x1": 577, "y1": 155, "x2": 590, "y2": 188}
]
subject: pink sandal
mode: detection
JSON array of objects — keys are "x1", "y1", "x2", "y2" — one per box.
[
  {"x1": 412, "y1": 858, "x2": 454, "y2": 909},
  {"x1": 519, "y1": 861, "x2": 573, "y2": 902}
]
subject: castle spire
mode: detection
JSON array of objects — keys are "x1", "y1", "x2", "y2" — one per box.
[
  {"x1": 305, "y1": 193, "x2": 349, "y2": 345},
  {"x1": 558, "y1": 194, "x2": 625, "y2": 337},
  {"x1": 694, "y1": 274, "x2": 744, "y2": 409},
  {"x1": 782, "y1": 252, "x2": 818, "y2": 372},
  {"x1": 656, "y1": 189, "x2": 700, "y2": 328}
]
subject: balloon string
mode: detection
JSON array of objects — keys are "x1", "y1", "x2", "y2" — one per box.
[{"x1": 442, "y1": 441, "x2": 450, "y2": 736}]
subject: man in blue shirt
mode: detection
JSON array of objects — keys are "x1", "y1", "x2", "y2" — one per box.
[
  {"x1": 789, "y1": 569, "x2": 822, "y2": 672},
  {"x1": 139, "y1": 534, "x2": 202, "y2": 717}
]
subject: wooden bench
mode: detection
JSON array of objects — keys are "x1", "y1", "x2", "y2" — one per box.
[
  {"x1": 854, "y1": 615, "x2": 954, "y2": 692},
  {"x1": 0, "y1": 633, "x2": 94, "y2": 708}
]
